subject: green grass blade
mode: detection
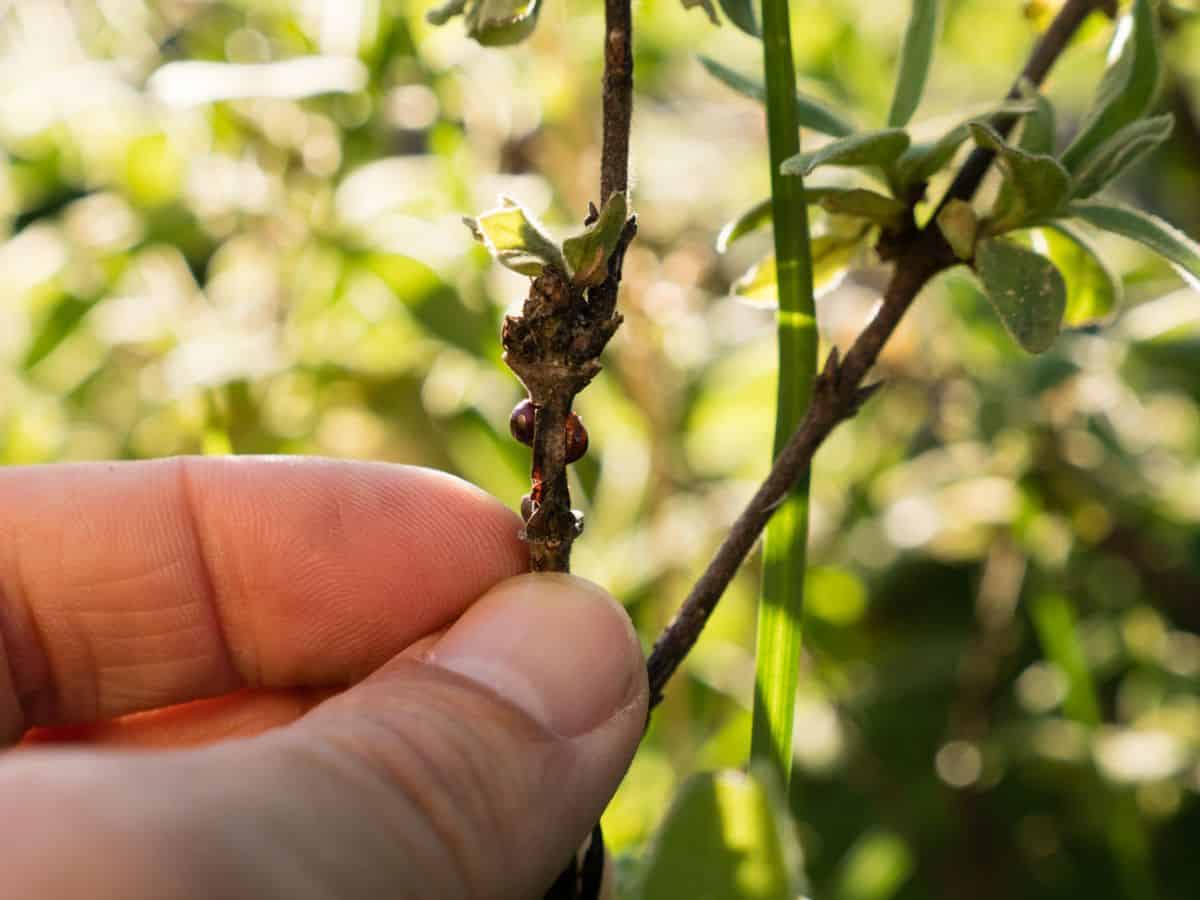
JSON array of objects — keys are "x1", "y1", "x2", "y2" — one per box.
[{"x1": 749, "y1": 0, "x2": 818, "y2": 786}]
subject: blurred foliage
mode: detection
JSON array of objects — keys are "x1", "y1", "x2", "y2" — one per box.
[{"x1": 3, "y1": 1, "x2": 1200, "y2": 898}]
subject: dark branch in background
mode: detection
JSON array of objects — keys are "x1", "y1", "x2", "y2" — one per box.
[
  {"x1": 646, "y1": 0, "x2": 1108, "y2": 709},
  {"x1": 506, "y1": 0, "x2": 636, "y2": 573}
]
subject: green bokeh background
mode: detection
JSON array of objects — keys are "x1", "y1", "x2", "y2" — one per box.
[{"x1": 3, "y1": 1, "x2": 1200, "y2": 897}]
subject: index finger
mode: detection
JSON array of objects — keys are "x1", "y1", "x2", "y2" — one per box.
[{"x1": 0, "y1": 457, "x2": 526, "y2": 742}]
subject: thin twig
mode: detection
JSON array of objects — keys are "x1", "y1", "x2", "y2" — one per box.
[
  {"x1": 508, "y1": 0, "x2": 635, "y2": 573},
  {"x1": 646, "y1": 0, "x2": 1109, "y2": 709}
]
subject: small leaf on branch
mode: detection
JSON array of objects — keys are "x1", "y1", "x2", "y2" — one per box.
[
  {"x1": 427, "y1": 0, "x2": 542, "y2": 45},
  {"x1": 815, "y1": 188, "x2": 907, "y2": 227},
  {"x1": 717, "y1": 0, "x2": 759, "y2": 36},
  {"x1": 937, "y1": 199, "x2": 979, "y2": 260},
  {"x1": 716, "y1": 198, "x2": 774, "y2": 252},
  {"x1": 1060, "y1": 0, "x2": 1162, "y2": 172},
  {"x1": 465, "y1": 197, "x2": 566, "y2": 276},
  {"x1": 698, "y1": 56, "x2": 856, "y2": 137},
  {"x1": 781, "y1": 128, "x2": 911, "y2": 178},
  {"x1": 562, "y1": 192, "x2": 629, "y2": 287},
  {"x1": 1067, "y1": 201, "x2": 1200, "y2": 290},
  {"x1": 1035, "y1": 223, "x2": 1122, "y2": 326},
  {"x1": 969, "y1": 122, "x2": 1070, "y2": 230},
  {"x1": 974, "y1": 236, "x2": 1067, "y2": 353},
  {"x1": 1069, "y1": 114, "x2": 1174, "y2": 199},
  {"x1": 1017, "y1": 81, "x2": 1057, "y2": 155},
  {"x1": 887, "y1": 0, "x2": 942, "y2": 128},
  {"x1": 680, "y1": 0, "x2": 721, "y2": 26},
  {"x1": 893, "y1": 100, "x2": 1037, "y2": 190}
]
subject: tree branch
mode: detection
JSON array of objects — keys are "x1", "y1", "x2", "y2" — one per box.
[
  {"x1": 508, "y1": 0, "x2": 636, "y2": 574},
  {"x1": 646, "y1": 0, "x2": 1110, "y2": 709}
]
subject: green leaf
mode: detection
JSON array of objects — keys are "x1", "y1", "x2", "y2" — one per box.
[
  {"x1": 698, "y1": 56, "x2": 856, "y2": 138},
  {"x1": 23, "y1": 294, "x2": 100, "y2": 371},
  {"x1": 1068, "y1": 201, "x2": 1200, "y2": 290},
  {"x1": 427, "y1": 0, "x2": 542, "y2": 45},
  {"x1": 464, "y1": 197, "x2": 565, "y2": 276},
  {"x1": 887, "y1": 0, "x2": 941, "y2": 128},
  {"x1": 893, "y1": 100, "x2": 1038, "y2": 189},
  {"x1": 1060, "y1": 0, "x2": 1162, "y2": 172},
  {"x1": 636, "y1": 770, "x2": 801, "y2": 900},
  {"x1": 781, "y1": 129, "x2": 911, "y2": 178},
  {"x1": 718, "y1": 0, "x2": 759, "y2": 36},
  {"x1": 834, "y1": 830, "x2": 915, "y2": 900},
  {"x1": 937, "y1": 199, "x2": 978, "y2": 261},
  {"x1": 969, "y1": 122, "x2": 1070, "y2": 230},
  {"x1": 1070, "y1": 114, "x2": 1174, "y2": 199},
  {"x1": 1030, "y1": 592, "x2": 1101, "y2": 726},
  {"x1": 1017, "y1": 83, "x2": 1056, "y2": 155},
  {"x1": 716, "y1": 199, "x2": 773, "y2": 252},
  {"x1": 734, "y1": 233, "x2": 862, "y2": 305},
  {"x1": 562, "y1": 192, "x2": 629, "y2": 287},
  {"x1": 974, "y1": 236, "x2": 1067, "y2": 353},
  {"x1": 815, "y1": 187, "x2": 907, "y2": 227},
  {"x1": 1035, "y1": 223, "x2": 1122, "y2": 326}
]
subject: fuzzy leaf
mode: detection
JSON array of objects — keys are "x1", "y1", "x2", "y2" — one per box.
[
  {"x1": 815, "y1": 187, "x2": 907, "y2": 226},
  {"x1": 1070, "y1": 114, "x2": 1174, "y2": 199},
  {"x1": 781, "y1": 129, "x2": 911, "y2": 178},
  {"x1": 427, "y1": 0, "x2": 541, "y2": 45},
  {"x1": 464, "y1": 197, "x2": 565, "y2": 276},
  {"x1": 1035, "y1": 223, "x2": 1122, "y2": 326},
  {"x1": 1060, "y1": 0, "x2": 1162, "y2": 172},
  {"x1": 1017, "y1": 82, "x2": 1057, "y2": 155},
  {"x1": 888, "y1": 0, "x2": 941, "y2": 128},
  {"x1": 698, "y1": 56, "x2": 856, "y2": 137},
  {"x1": 969, "y1": 122, "x2": 1070, "y2": 230},
  {"x1": 636, "y1": 770, "x2": 800, "y2": 900},
  {"x1": 718, "y1": 0, "x2": 758, "y2": 36},
  {"x1": 562, "y1": 192, "x2": 628, "y2": 287},
  {"x1": 893, "y1": 100, "x2": 1037, "y2": 189},
  {"x1": 1068, "y1": 201, "x2": 1200, "y2": 290},
  {"x1": 975, "y1": 237, "x2": 1067, "y2": 353}
]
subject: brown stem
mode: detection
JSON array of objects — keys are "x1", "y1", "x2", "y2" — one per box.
[
  {"x1": 601, "y1": 0, "x2": 633, "y2": 204},
  {"x1": 646, "y1": 0, "x2": 1109, "y2": 709}
]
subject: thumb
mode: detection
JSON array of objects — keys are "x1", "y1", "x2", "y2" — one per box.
[{"x1": 0, "y1": 574, "x2": 647, "y2": 900}]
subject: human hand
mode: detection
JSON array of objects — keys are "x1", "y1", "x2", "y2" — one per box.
[{"x1": 0, "y1": 458, "x2": 647, "y2": 899}]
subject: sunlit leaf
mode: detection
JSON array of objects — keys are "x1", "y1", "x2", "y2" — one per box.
[
  {"x1": 562, "y1": 192, "x2": 629, "y2": 287},
  {"x1": 937, "y1": 199, "x2": 979, "y2": 260},
  {"x1": 23, "y1": 294, "x2": 99, "y2": 371},
  {"x1": 781, "y1": 129, "x2": 911, "y2": 178},
  {"x1": 427, "y1": 0, "x2": 542, "y2": 46},
  {"x1": 734, "y1": 231, "x2": 863, "y2": 306},
  {"x1": 1060, "y1": 0, "x2": 1162, "y2": 172},
  {"x1": 974, "y1": 236, "x2": 1067, "y2": 353},
  {"x1": 887, "y1": 0, "x2": 941, "y2": 128},
  {"x1": 717, "y1": 198, "x2": 773, "y2": 252},
  {"x1": 1068, "y1": 201, "x2": 1200, "y2": 290},
  {"x1": 969, "y1": 122, "x2": 1070, "y2": 230},
  {"x1": 1070, "y1": 114, "x2": 1174, "y2": 199},
  {"x1": 718, "y1": 0, "x2": 759, "y2": 36},
  {"x1": 698, "y1": 56, "x2": 856, "y2": 137},
  {"x1": 464, "y1": 196, "x2": 565, "y2": 277},
  {"x1": 636, "y1": 770, "x2": 801, "y2": 900},
  {"x1": 1033, "y1": 223, "x2": 1121, "y2": 326}
]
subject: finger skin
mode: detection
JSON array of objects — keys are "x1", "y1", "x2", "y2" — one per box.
[
  {"x1": 0, "y1": 457, "x2": 526, "y2": 741},
  {"x1": 0, "y1": 597, "x2": 649, "y2": 900}
]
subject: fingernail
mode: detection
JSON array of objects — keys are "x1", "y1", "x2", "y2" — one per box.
[{"x1": 427, "y1": 574, "x2": 645, "y2": 738}]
